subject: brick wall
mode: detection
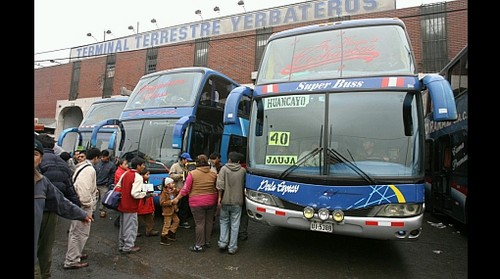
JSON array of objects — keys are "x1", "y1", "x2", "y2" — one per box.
[{"x1": 34, "y1": 0, "x2": 468, "y2": 120}]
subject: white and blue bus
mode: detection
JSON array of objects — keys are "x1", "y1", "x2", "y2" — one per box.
[
  {"x1": 58, "y1": 96, "x2": 129, "y2": 158},
  {"x1": 242, "y1": 18, "x2": 457, "y2": 240},
  {"x1": 91, "y1": 67, "x2": 251, "y2": 204},
  {"x1": 424, "y1": 45, "x2": 468, "y2": 225}
]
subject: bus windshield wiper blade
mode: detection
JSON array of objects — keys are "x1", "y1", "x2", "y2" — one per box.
[
  {"x1": 326, "y1": 148, "x2": 377, "y2": 185},
  {"x1": 278, "y1": 147, "x2": 322, "y2": 180}
]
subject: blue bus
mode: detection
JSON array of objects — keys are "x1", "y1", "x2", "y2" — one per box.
[
  {"x1": 242, "y1": 18, "x2": 457, "y2": 240},
  {"x1": 91, "y1": 67, "x2": 251, "y2": 204},
  {"x1": 57, "y1": 96, "x2": 128, "y2": 158},
  {"x1": 424, "y1": 45, "x2": 468, "y2": 225}
]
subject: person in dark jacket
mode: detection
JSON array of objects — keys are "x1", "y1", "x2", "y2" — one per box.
[
  {"x1": 34, "y1": 139, "x2": 92, "y2": 276},
  {"x1": 36, "y1": 133, "x2": 82, "y2": 279},
  {"x1": 95, "y1": 149, "x2": 116, "y2": 218},
  {"x1": 37, "y1": 134, "x2": 81, "y2": 205}
]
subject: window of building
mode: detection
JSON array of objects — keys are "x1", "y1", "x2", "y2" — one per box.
[
  {"x1": 145, "y1": 47, "x2": 158, "y2": 74},
  {"x1": 69, "y1": 61, "x2": 81, "y2": 101},
  {"x1": 420, "y1": 3, "x2": 448, "y2": 73},
  {"x1": 194, "y1": 38, "x2": 209, "y2": 66},
  {"x1": 103, "y1": 54, "x2": 116, "y2": 98},
  {"x1": 255, "y1": 27, "x2": 273, "y2": 71}
]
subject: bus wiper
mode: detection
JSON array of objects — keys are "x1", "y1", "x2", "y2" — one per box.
[
  {"x1": 278, "y1": 147, "x2": 322, "y2": 180},
  {"x1": 326, "y1": 147, "x2": 377, "y2": 185}
]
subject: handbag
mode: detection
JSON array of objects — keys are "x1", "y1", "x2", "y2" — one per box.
[
  {"x1": 101, "y1": 170, "x2": 127, "y2": 210},
  {"x1": 102, "y1": 188, "x2": 121, "y2": 210}
]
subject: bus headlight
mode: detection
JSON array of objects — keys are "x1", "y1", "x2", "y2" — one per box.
[
  {"x1": 303, "y1": 206, "x2": 315, "y2": 219},
  {"x1": 246, "y1": 189, "x2": 284, "y2": 207},
  {"x1": 318, "y1": 208, "x2": 330, "y2": 221},
  {"x1": 332, "y1": 209, "x2": 344, "y2": 222},
  {"x1": 376, "y1": 203, "x2": 423, "y2": 217}
]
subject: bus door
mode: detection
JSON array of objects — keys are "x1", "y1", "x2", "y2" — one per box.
[{"x1": 431, "y1": 134, "x2": 452, "y2": 213}]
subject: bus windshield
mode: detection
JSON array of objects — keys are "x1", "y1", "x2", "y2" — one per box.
[
  {"x1": 80, "y1": 101, "x2": 128, "y2": 127},
  {"x1": 119, "y1": 119, "x2": 179, "y2": 172},
  {"x1": 249, "y1": 91, "x2": 420, "y2": 178},
  {"x1": 257, "y1": 24, "x2": 414, "y2": 84},
  {"x1": 125, "y1": 72, "x2": 203, "y2": 110}
]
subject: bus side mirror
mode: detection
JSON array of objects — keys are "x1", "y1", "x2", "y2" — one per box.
[{"x1": 422, "y1": 74, "x2": 458, "y2": 122}]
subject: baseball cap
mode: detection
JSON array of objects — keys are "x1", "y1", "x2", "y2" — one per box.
[
  {"x1": 35, "y1": 139, "x2": 44, "y2": 155},
  {"x1": 180, "y1": 152, "x2": 193, "y2": 161}
]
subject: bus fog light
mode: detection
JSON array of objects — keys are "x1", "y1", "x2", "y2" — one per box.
[
  {"x1": 303, "y1": 206, "x2": 314, "y2": 219},
  {"x1": 318, "y1": 208, "x2": 329, "y2": 221},
  {"x1": 332, "y1": 209, "x2": 344, "y2": 222}
]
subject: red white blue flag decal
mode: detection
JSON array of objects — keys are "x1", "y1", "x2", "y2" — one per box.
[
  {"x1": 262, "y1": 84, "x2": 279, "y2": 93},
  {"x1": 381, "y1": 77, "x2": 404, "y2": 87}
]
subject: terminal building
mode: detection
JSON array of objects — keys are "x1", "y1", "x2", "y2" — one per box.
[{"x1": 34, "y1": 0, "x2": 467, "y2": 137}]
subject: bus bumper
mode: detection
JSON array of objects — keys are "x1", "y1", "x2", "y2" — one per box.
[{"x1": 245, "y1": 199, "x2": 423, "y2": 240}]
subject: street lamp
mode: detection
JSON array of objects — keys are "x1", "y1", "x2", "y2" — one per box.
[
  {"x1": 104, "y1": 29, "x2": 112, "y2": 41},
  {"x1": 238, "y1": 0, "x2": 246, "y2": 12},
  {"x1": 86, "y1": 32, "x2": 98, "y2": 42},
  {"x1": 128, "y1": 22, "x2": 139, "y2": 34},
  {"x1": 195, "y1": 9, "x2": 203, "y2": 21},
  {"x1": 151, "y1": 18, "x2": 159, "y2": 29}
]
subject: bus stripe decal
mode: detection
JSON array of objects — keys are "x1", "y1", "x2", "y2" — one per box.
[
  {"x1": 256, "y1": 207, "x2": 286, "y2": 216},
  {"x1": 365, "y1": 221, "x2": 405, "y2": 227},
  {"x1": 381, "y1": 77, "x2": 404, "y2": 87},
  {"x1": 263, "y1": 84, "x2": 278, "y2": 93},
  {"x1": 389, "y1": 185, "x2": 406, "y2": 203}
]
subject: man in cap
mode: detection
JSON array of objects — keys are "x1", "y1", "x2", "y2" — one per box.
[{"x1": 168, "y1": 152, "x2": 193, "y2": 228}]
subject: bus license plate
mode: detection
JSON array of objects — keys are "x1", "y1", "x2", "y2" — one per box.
[{"x1": 310, "y1": 221, "x2": 333, "y2": 233}]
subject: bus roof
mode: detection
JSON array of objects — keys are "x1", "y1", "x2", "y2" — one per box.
[
  {"x1": 139, "y1": 66, "x2": 238, "y2": 84},
  {"x1": 90, "y1": 96, "x2": 129, "y2": 104},
  {"x1": 268, "y1": 17, "x2": 406, "y2": 42}
]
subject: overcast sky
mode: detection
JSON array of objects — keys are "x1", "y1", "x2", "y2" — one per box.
[{"x1": 34, "y1": 0, "x2": 451, "y2": 67}]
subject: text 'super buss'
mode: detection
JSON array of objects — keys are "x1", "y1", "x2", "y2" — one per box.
[{"x1": 240, "y1": 18, "x2": 458, "y2": 240}]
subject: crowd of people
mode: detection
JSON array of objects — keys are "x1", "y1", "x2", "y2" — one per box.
[{"x1": 34, "y1": 133, "x2": 249, "y2": 278}]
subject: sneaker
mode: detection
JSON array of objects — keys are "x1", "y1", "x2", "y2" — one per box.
[
  {"x1": 228, "y1": 249, "x2": 238, "y2": 255},
  {"x1": 146, "y1": 230, "x2": 159, "y2": 236},
  {"x1": 63, "y1": 262, "x2": 89, "y2": 269},
  {"x1": 120, "y1": 246, "x2": 141, "y2": 254},
  {"x1": 189, "y1": 245, "x2": 204, "y2": 252},
  {"x1": 180, "y1": 222, "x2": 191, "y2": 229},
  {"x1": 160, "y1": 236, "x2": 171, "y2": 246},
  {"x1": 167, "y1": 231, "x2": 177, "y2": 241}
]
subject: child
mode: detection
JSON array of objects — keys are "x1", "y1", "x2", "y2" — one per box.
[
  {"x1": 159, "y1": 177, "x2": 180, "y2": 246},
  {"x1": 137, "y1": 168, "x2": 159, "y2": 237}
]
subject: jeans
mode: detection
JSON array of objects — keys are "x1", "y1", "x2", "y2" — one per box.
[{"x1": 218, "y1": 204, "x2": 242, "y2": 253}]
